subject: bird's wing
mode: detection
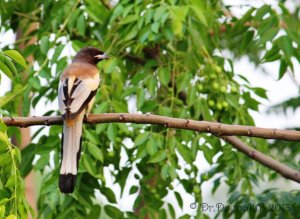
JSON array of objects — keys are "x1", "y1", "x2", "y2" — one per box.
[{"x1": 58, "y1": 75, "x2": 99, "y2": 119}]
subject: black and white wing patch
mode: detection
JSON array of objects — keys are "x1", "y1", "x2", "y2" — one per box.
[{"x1": 58, "y1": 77, "x2": 97, "y2": 119}]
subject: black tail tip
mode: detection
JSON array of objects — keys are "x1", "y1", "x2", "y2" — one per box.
[{"x1": 59, "y1": 174, "x2": 77, "y2": 194}]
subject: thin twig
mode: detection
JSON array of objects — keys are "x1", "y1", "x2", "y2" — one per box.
[
  {"x1": 14, "y1": 12, "x2": 40, "y2": 21},
  {"x1": 219, "y1": 135, "x2": 300, "y2": 183}
]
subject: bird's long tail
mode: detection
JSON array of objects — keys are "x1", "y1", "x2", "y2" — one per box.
[{"x1": 59, "y1": 112, "x2": 84, "y2": 193}]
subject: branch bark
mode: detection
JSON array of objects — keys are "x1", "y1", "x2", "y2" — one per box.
[
  {"x1": 3, "y1": 113, "x2": 300, "y2": 183},
  {"x1": 3, "y1": 113, "x2": 300, "y2": 141},
  {"x1": 219, "y1": 135, "x2": 300, "y2": 183}
]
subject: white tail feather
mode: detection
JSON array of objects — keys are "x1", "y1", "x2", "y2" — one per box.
[{"x1": 60, "y1": 112, "x2": 84, "y2": 175}]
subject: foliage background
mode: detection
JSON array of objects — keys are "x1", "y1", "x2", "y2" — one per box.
[{"x1": 1, "y1": 0, "x2": 300, "y2": 218}]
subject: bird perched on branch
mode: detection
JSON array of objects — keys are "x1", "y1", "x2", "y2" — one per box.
[{"x1": 58, "y1": 47, "x2": 108, "y2": 193}]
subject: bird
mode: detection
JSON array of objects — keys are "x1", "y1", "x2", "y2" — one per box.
[{"x1": 57, "y1": 46, "x2": 108, "y2": 193}]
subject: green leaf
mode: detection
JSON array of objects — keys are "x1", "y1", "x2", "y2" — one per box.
[
  {"x1": 154, "y1": 7, "x2": 167, "y2": 22},
  {"x1": 129, "y1": 186, "x2": 139, "y2": 195},
  {"x1": 239, "y1": 31, "x2": 254, "y2": 52},
  {"x1": 104, "y1": 205, "x2": 123, "y2": 218},
  {"x1": 134, "y1": 132, "x2": 149, "y2": 147},
  {"x1": 0, "y1": 153, "x2": 10, "y2": 166},
  {"x1": 111, "y1": 101, "x2": 128, "y2": 113},
  {"x1": 146, "y1": 138, "x2": 157, "y2": 155},
  {"x1": 259, "y1": 27, "x2": 278, "y2": 44},
  {"x1": 136, "y1": 145, "x2": 147, "y2": 160},
  {"x1": 261, "y1": 45, "x2": 280, "y2": 63},
  {"x1": 136, "y1": 88, "x2": 145, "y2": 109},
  {"x1": 3, "y1": 50, "x2": 27, "y2": 68},
  {"x1": 0, "y1": 57, "x2": 13, "y2": 79},
  {"x1": 146, "y1": 76, "x2": 157, "y2": 97},
  {"x1": 189, "y1": 5, "x2": 207, "y2": 26},
  {"x1": 161, "y1": 164, "x2": 169, "y2": 180},
  {"x1": 162, "y1": 26, "x2": 174, "y2": 41},
  {"x1": 125, "y1": 25, "x2": 138, "y2": 40},
  {"x1": 82, "y1": 154, "x2": 98, "y2": 177},
  {"x1": 115, "y1": 168, "x2": 131, "y2": 196},
  {"x1": 6, "y1": 215, "x2": 17, "y2": 219},
  {"x1": 187, "y1": 85, "x2": 196, "y2": 107},
  {"x1": 148, "y1": 150, "x2": 167, "y2": 163},
  {"x1": 28, "y1": 76, "x2": 41, "y2": 89},
  {"x1": 139, "y1": 25, "x2": 151, "y2": 43},
  {"x1": 0, "y1": 205, "x2": 5, "y2": 218},
  {"x1": 168, "y1": 165, "x2": 177, "y2": 180},
  {"x1": 252, "y1": 87, "x2": 268, "y2": 99},
  {"x1": 72, "y1": 40, "x2": 85, "y2": 51},
  {"x1": 194, "y1": 99, "x2": 202, "y2": 119},
  {"x1": 40, "y1": 35, "x2": 49, "y2": 55},
  {"x1": 100, "y1": 187, "x2": 117, "y2": 203},
  {"x1": 168, "y1": 203, "x2": 176, "y2": 219},
  {"x1": 34, "y1": 154, "x2": 49, "y2": 170},
  {"x1": 178, "y1": 214, "x2": 190, "y2": 219},
  {"x1": 159, "y1": 106, "x2": 173, "y2": 117},
  {"x1": 170, "y1": 6, "x2": 188, "y2": 37},
  {"x1": 77, "y1": 14, "x2": 86, "y2": 36},
  {"x1": 158, "y1": 67, "x2": 170, "y2": 86},
  {"x1": 52, "y1": 44, "x2": 65, "y2": 61},
  {"x1": 174, "y1": 191, "x2": 183, "y2": 209},
  {"x1": 85, "y1": 129, "x2": 99, "y2": 145},
  {"x1": 133, "y1": 196, "x2": 142, "y2": 210},
  {"x1": 102, "y1": 58, "x2": 117, "y2": 73},
  {"x1": 0, "y1": 122, "x2": 7, "y2": 132},
  {"x1": 255, "y1": 5, "x2": 271, "y2": 19},
  {"x1": 145, "y1": 60, "x2": 158, "y2": 69},
  {"x1": 151, "y1": 22, "x2": 160, "y2": 33},
  {"x1": 176, "y1": 72, "x2": 192, "y2": 92},
  {"x1": 20, "y1": 143, "x2": 35, "y2": 177},
  {"x1": 117, "y1": 123, "x2": 130, "y2": 134},
  {"x1": 85, "y1": 0, "x2": 107, "y2": 24},
  {"x1": 119, "y1": 14, "x2": 138, "y2": 25},
  {"x1": 177, "y1": 144, "x2": 193, "y2": 164},
  {"x1": 5, "y1": 175, "x2": 16, "y2": 188},
  {"x1": 0, "y1": 84, "x2": 25, "y2": 107},
  {"x1": 277, "y1": 35, "x2": 293, "y2": 59},
  {"x1": 0, "y1": 53, "x2": 17, "y2": 78},
  {"x1": 278, "y1": 58, "x2": 288, "y2": 80},
  {"x1": 201, "y1": 101, "x2": 212, "y2": 120},
  {"x1": 226, "y1": 95, "x2": 239, "y2": 109},
  {"x1": 201, "y1": 144, "x2": 214, "y2": 164},
  {"x1": 94, "y1": 101, "x2": 109, "y2": 114},
  {"x1": 0, "y1": 132, "x2": 9, "y2": 152},
  {"x1": 87, "y1": 205, "x2": 101, "y2": 218},
  {"x1": 141, "y1": 100, "x2": 158, "y2": 112},
  {"x1": 131, "y1": 71, "x2": 147, "y2": 85},
  {"x1": 87, "y1": 142, "x2": 104, "y2": 162},
  {"x1": 158, "y1": 209, "x2": 167, "y2": 218},
  {"x1": 107, "y1": 123, "x2": 117, "y2": 142},
  {"x1": 243, "y1": 92, "x2": 260, "y2": 111},
  {"x1": 212, "y1": 177, "x2": 221, "y2": 194}
]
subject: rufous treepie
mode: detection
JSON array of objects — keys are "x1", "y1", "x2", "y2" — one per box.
[{"x1": 58, "y1": 47, "x2": 108, "y2": 193}]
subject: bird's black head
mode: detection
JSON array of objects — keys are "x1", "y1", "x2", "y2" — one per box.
[{"x1": 73, "y1": 46, "x2": 109, "y2": 65}]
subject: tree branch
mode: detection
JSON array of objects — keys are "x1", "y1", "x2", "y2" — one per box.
[
  {"x1": 3, "y1": 113, "x2": 300, "y2": 183},
  {"x1": 123, "y1": 53, "x2": 146, "y2": 65},
  {"x1": 3, "y1": 113, "x2": 300, "y2": 141},
  {"x1": 219, "y1": 135, "x2": 300, "y2": 183}
]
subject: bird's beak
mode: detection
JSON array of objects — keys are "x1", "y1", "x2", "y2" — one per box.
[{"x1": 95, "y1": 53, "x2": 109, "y2": 59}]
